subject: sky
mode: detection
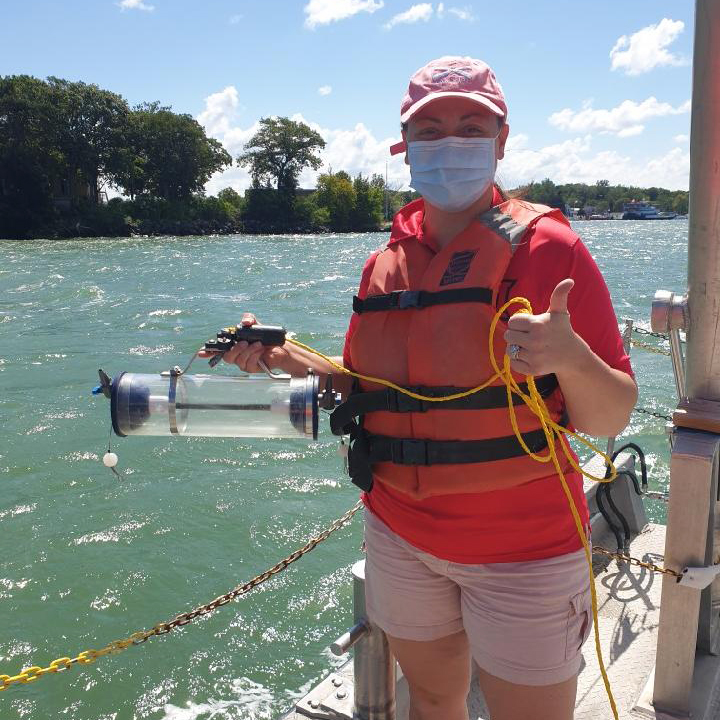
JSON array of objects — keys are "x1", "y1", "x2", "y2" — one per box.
[{"x1": 0, "y1": 0, "x2": 696, "y2": 194}]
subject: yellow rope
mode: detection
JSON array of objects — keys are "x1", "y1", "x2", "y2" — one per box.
[{"x1": 287, "y1": 295, "x2": 620, "y2": 719}]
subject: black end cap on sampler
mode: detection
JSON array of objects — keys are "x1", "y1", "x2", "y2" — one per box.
[{"x1": 110, "y1": 372, "x2": 127, "y2": 437}]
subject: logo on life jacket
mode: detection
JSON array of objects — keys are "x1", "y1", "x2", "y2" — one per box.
[{"x1": 439, "y1": 250, "x2": 477, "y2": 286}]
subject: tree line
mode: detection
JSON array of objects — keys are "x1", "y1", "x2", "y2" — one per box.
[
  {"x1": 0, "y1": 74, "x2": 689, "y2": 239},
  {"x1": 517, "y1": 178, "x2": 689, "y2": 215},
  {"x1": 0, "y1": 76, "x2": 410, "y2": 238},
  {"x1": 0, "y1": 75, "x2": 232, "y2": 237}
]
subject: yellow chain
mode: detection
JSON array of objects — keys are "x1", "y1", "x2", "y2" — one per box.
[
  {"x1": 0, "y1": 500, "x2": 363, "y2": 691},
  {"x1": 631, "y1": 339, "x2": 671, "y2": 356},
  {"x1": 592, "y1": 546, "x2": 682, "y2": 579}
]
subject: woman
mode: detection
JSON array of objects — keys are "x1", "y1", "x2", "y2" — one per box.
[{"x1": 224, "y1": 57, "x2": 637, "y2": 720}]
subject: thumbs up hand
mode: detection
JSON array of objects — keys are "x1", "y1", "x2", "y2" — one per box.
[{"x1": 503, "y1": 279, "x2": 583, "y2": 376}]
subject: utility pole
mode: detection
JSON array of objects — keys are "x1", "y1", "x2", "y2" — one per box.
[{"x1": 384, "y1": 161, "x2": 389, "y2": 221}]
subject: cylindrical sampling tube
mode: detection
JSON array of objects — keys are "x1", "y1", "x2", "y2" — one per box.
[{"x1": 110, "y1": 372, "x2": 319, "y2": 439}]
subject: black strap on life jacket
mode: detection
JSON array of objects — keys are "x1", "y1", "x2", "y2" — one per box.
[
  {"x1": 352, "y1": 287, "x2": 493, "y2": 314},
  {"x1": 344, "y1": 408, "x2": 569, "y2": 493},
  {"x1": 366, "y1": 429, "x2": 551, "y2": 465},
  {"x1": 329, "y1": 374, "x2": 559, "y2": 437}
]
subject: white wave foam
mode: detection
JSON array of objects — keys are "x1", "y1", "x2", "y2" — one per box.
[
  {"x1": 0, "y1": 503, "x2": 37, "y2": 520},
  {"x1": 0, "y1": 578, "x2": 30, "y2": 591},
  {"x1": 159, "y1": 677, "x2": 274, "y2": 720},
  {"x1": 26, "y1": 424, "x2": 51, "y2": 435},
  {"x1": 73, "y1": 520, "x2": 145, "y2": 545},
  {"x1": 46, "y1": 411, "x2": 83, "y2": 420},
  {"x1": 129, "y1": 345, "x2": 175, "y2": 355},
  {"x1": 90, "y1": 589, "x2": 121, "y2": 611},
  {"x1": 64, "y1": 451, "x2": 99, "y2": 462}
]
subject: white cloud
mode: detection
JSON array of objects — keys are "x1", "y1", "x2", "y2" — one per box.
[
  {"x1": 196, "y1": 87, "x2": 408, "y2": 196},
  {"x1": 674, "y1": 133, "x2": 689, "y2": 143},
  {"x1": 197, "y1": 86, "x2": 242, "y2": 137},
  {"x1": 437, "y1": 3, "x2": 445, "y2": 18},
  {"x1": 610, "y1": 18, "x2": 687, "y2": 75},
  {"x1": 290, "y1": 113, "x2": 408, "y2": 189},
  {"x1": 118, "y1": 0, "x2": 154, "y2": 10},
  {"x1": 318, "y1": 85, "x2": 333, "y2": 96},
  {"x1": 229, "y1": 14, "x2": 242, "y2": 24},
  {"x1": 498, "y1": 134, "x2": 689, "y2": 191},
  {"x1": 383, "y1": 3, "x2": 434, "y2": 30},
  {"x1": 304, "y1": 0, "x2": 383, "y2": 29},
  {"x1": 549, "y1": 96, "x2": 690, "y2": 137},
  {"x1": 448, "y1": 6, "x2": 475, "y2": 21}
]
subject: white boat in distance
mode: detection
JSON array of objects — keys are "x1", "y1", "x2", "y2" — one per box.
[{"x1": 622, "y1": 201, "x2": 678, "y2": 220}]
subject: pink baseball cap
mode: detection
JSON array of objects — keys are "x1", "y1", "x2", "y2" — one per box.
[{"x1": 389, "y1": 56, "x2": 507, "y2": 155}]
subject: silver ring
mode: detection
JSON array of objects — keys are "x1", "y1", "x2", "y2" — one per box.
[{"x1": 508, "y1": 343, "x2": 521, "y2": 361}]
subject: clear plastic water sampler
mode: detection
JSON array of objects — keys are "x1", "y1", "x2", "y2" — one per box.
[
  {"x1": 107, "y1": 370, "x2": 327, "y2": 439},
  {"x1": 93, "y1": 324, "x2": 341, "y2": 445}
]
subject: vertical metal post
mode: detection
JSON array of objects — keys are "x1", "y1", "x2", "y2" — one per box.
[
  {"x1": 684, "y1": 0, "x2": 720, "y2": 401},
  {"x1": 652, "y1": 0, "x2": 720, "y2": 713},
  {"x1": 352, "y1": 560, "x2": 396, "y2": 720}
]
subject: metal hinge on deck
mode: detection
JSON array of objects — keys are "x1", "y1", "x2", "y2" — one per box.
[{"x1": 295, "y1": 672, "x2": 354, "y2": 720}]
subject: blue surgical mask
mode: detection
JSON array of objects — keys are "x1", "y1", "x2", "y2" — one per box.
[{"x1": 408, "y1": 135, "x2": 498, "y2": 212}]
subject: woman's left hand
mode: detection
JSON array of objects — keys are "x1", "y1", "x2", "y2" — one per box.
[{"x1": 503, "y1": 278, "x2": 585, "y2": 376}]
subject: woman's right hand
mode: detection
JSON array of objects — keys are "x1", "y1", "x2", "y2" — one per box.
[{"x1": 200, "y1": 312, "x2": 289, "y2": 373}]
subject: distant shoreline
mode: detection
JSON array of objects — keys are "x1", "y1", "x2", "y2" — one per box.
[{"x1": 1, "y1": 216, "x2": 692, "y2": 242}]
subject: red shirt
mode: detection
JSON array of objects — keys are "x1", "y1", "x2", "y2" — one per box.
[{"x1": 343, "y1": 192, "x2": 633, "y2": 564}]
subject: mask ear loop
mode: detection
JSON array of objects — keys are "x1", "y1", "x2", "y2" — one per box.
[{"x1": 103, "y1": 428, "x2": 122, "y2": 480}]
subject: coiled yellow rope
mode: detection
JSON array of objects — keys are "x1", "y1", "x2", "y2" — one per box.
[{"x1": 287, "y1": 295, "x2": 620, "y2": 719}]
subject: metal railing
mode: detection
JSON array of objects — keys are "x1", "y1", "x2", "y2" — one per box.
[{"x1": 329, "y1": 561, "x2": 396, "y2": 720}]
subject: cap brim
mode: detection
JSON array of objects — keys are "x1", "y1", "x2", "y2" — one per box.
[
  {"x1": 400, "y1": 92, "x2": 505, "y2": 124},
  {"x1": 389, "y1": 140, "x2": 406, "y2": 156}
]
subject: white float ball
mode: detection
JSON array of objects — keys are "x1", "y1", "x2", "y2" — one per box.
[{"x1": 103, "y1": 452, "x2": 119, "y2": 468}]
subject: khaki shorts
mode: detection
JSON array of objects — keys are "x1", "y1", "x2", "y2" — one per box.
[{"x1": 363, "y1": 510, "x2": 592, "y2": 686}]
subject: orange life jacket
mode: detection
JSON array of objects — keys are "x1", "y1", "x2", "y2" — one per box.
[{"x1": 331, "y1": 198, "x2": 575, "y2": 499}]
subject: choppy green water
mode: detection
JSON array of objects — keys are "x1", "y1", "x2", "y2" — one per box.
[{"x1": 0, "y1": 221, "x2": 685, "y2": 719}]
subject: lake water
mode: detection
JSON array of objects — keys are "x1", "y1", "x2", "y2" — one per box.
[{"x1": 0, "y1": 220, "x2": 687, "y2": 719}]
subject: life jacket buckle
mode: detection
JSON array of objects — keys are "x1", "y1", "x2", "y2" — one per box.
[
  {"x1": 397, "y1": 290, "x2": 422, "y2": 309},
  {"x1": 388, "y1": 388, "x2": 424, "y2": 413},
  {"x1": 392, "y1": 439, "x2": 429, "y2": 465}
]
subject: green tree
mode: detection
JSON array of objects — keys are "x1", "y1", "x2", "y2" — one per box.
[
  {"x1": 672, "y1": 193, "x2": 689, "y2": 215},
  {"x1": 217, "y1": 187, "x2": 244, "y2": 211},
  {"x1": 314, "y1": 172, "x2": 355, "y2": 231},
  {"x1": 0, "y1": 75, "x2": 64, "y2": 237},
  {"x1": 352, "y1": 174, "x2": 383, "y2": 230},
  {"x1": 237, "y1": 117, "x2": 325, "y2": 195},
  {"x1": 47, "y1": 77, "x2": 130, "y2": 203},
  {"x1": 238, "y1": 117, "x2": 325, "y2": 228},
  {"x1": 523, "y1": 178, "x2": 565, "y2": 209},
  {"x1": 116, "y1": 103, "x2": 231, "y2": 201}
]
